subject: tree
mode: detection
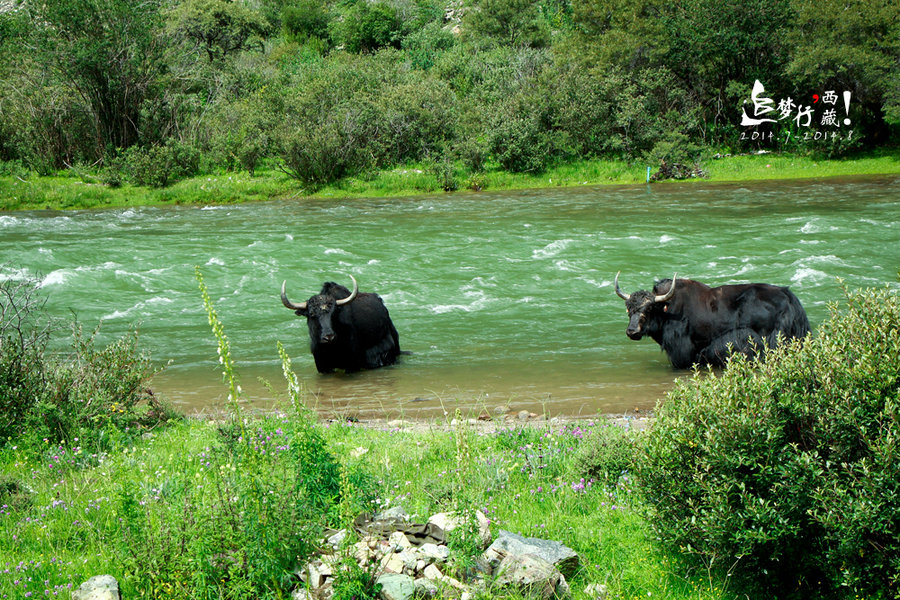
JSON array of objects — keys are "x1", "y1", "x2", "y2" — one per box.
[
  {"x1": 25, "y1": 0, "x2": 168, "y2": 154},
  {"x1": 658, "y1": 0, "x2": 793, "y2": 139},
  {"x1": 465, "y1": 0, "x2": 550, "y2": 48},
  {"x1": 786, "y1": 0, "x2": 900, "y2": 140},
  {"x1": 166, "y1": 0, "x2": 270, "y2": 63}
]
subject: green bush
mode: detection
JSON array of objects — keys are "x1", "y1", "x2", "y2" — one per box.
[
  {"x1": 130, "y1": 273, "x2": 363, "y2": 599},
  {"x1": 428, "y1": 152, "x2": 458, "y2": 192},
  {"x1": 373, "y1": 78, "x2": 459, "y2": 165},
  {"x1": 279, "y1": 116, "x2": 368, "y2": 189},
  {"x1": 402, "y1": 20, "x2": 455, "y2": 70},
  {"x1": 332, "y1": 1, "x2": 401, "y2": 54},
  {"x1": 489, "y1": 115, "x2": 553, "y2": 173},
  {"x1": 282, "y1": 0, "x2": 330, "y2": 44},
  {"x1": 639, "y1": 285, "x2": 900, "y2": 598},
  {"x1": 123, "y1": 139, "x2": 202, "y2": 188},
  {"x1": 569, "y1": 422, "x2": 643, "y2": 487},
  {"x1": 0, "y1": 272, "x2": 172, "y2": 449}
]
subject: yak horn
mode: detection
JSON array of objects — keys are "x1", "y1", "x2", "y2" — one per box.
[
  {"x1": 335, "y1": 274, "x2": 358, "y2": 306},
  {"x1": 654, "y1": 273, "x2": 678, "y2": 303},
  {"x1": 281, "y1": 280, "x2": 307, "y2": 311},
  {"x1": 614, "y1": 272, "x2": 631, "y2": 301}
]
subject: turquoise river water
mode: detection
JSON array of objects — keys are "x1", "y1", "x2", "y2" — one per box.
[{"x1": 1, "y1": 175, "x2": 898, "y2": 418}]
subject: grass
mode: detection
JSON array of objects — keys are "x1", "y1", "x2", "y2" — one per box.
[
  {"x1": 0, "y1": 414, "x2": 738, "y2": 600},
  {"x1": 1, "y1": 149, "x2": 897, "y2": 212}
]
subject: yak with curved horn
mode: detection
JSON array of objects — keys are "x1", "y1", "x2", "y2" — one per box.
[
  {"x1": 281, "y1": 274, "x2": 401, "y2": 373},
  {"x1": 614, "y1": 272, "x2": 810, "y2": 369}
]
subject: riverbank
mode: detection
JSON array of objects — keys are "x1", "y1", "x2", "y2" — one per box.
[
  {"x1": 1, "y1": 409, "x2": 723, "y2": 600},
  {"x1": 1, "y1": 149, "x2": 897, "y2": 212}
]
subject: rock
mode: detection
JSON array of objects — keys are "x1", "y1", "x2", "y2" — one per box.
[
  {"x1": 389, "y1": 531, "x2": 413, "y2": 551},
  {"x1": 292, "y1": 589, "x2": 314, "y2": 600},
  {"x1": 493, "y1": 554, "x2": 566, "y2": 600},
  {"x1": 518, "y1": 410, "x2": 531, "y2": 421},
  {"x1": 304, "y1": 560, "x2": 332, "y2": 589},
  {"x1": 484, "y1": 530, "x2": 579, "y2": 577},
  {"x1": 585, "y1": 583, "x2": 609, "y2": 599},
  {"x1": 397, "y1": 549, "x2": 418, "y2": 571},
  {"x1": 72, "y1": 575, "x2": 120, "y2": 600},
  {"x1": 422, "y1": 563, "x2": 443, "y2": 580},
  {"x1": 414, "y1": 578, "x2": 439, "y2": 596},
  {"x1": 427, "y1": 510, "x2": 491, "y2": 549},
  {"x1": 326, "y1": 528, "x2": 348, "y2": 548},
  {"x1": 376, "y1": 573, "x2": 415, "y2": 600},
  {"x1": 418, "y1": 543, "x2": 450, "y2": 563},
  {"x1": 382, "y1": 553, "x2": 406, "y2": 574},
  {"x1": 376, "y1": 506, "x2": 410, "y2": 522}
]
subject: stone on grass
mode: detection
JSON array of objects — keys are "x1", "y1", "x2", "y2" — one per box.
[
  {"x1": 585, "y1": 582, "x2": 609, "y2": 599},
  {"x1": 484, "y1": 529, "x2": 579, "y2": 577},
  {"x1": 493, "y1": 554, "x2": 567, "y2": 600},
  {"x1": 376, "y1": 573, "x2": 415, "y2": 600},
  {"x1": 418, "y1": 542, "x2": 450, "y2": 563},
  {"x1": 414, "y1": 577, "x2": 439, "y2": 596},
  {"x1": 376, "y1": 506, "x2": 410, "y2": 522},
  {"x1": 291, "y1": 589, "x2": 314, "y2": 600},
  {"x1": 72, "y1": 575, "x2": 120, "y2": 600},
  {"x1": 389, "y1": 530, "x2": 413, "y2": 550},
  {"x1": 427, "y1": 511, "x2": 491, "y2": 549}
]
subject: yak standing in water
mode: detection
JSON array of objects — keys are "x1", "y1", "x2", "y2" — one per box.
[
  {"x1": 614, "y1": 272, "x2": 810, "y2": 369},
  {"x1": 281, "y1": 275, "x2": 400, "y2": 373}
]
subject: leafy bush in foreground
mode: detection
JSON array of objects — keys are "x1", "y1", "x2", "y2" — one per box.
[
  {"x1": 0, "y1": 272, "x2": 172, "y2": 449},
  {"x1": 639, "y1": 285, "x2": 900, "y2": 599}
]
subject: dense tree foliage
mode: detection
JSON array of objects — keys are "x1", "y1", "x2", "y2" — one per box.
[{"x1": 0, "y1": 0, "x2": 896, "y2": 186}]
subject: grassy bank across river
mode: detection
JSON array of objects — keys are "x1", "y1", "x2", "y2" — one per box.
[{"x1": 1, "y1": 150, "x2": 897, "y2": 212}]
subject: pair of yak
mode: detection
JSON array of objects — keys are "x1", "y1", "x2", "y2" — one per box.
[{"x1": 280, "y1": 273, "x2": 810, "y2": 374}]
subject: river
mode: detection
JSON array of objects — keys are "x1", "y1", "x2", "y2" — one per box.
[{"x1": 1, "y1": 175, "x2": 898, "y2": 418}]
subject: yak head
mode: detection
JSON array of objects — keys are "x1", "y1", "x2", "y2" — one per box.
[
  {"x1": 281, "y1": 275, "x2": 358, "y2": 344},
  {"x1": 614, "y1": 272, "x2": 677, "y2": 340}
]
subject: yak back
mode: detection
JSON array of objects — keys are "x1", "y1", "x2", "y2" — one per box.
[{"x1": 652, "y1": 278, "x2": 809, "y2": 368}]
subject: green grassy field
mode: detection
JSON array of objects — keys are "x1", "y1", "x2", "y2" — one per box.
[
  {"x1": 2, "y1": 150, "x2": 897, "y2": 212},
  {"x1": 0, "y1": 412, "x2": 737, "y2": 600}
]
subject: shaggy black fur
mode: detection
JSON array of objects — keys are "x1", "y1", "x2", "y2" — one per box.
[
  {"x1": 621, "y1": 277, "x2": 810, "y2": 369},
  {"x1": 291, "y1": 282, "x2": 400, "y2": 373}
]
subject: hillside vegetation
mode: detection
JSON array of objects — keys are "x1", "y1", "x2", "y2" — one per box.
[{"x1": 0, "y1": 0, "x2": 897, "y2": 194}]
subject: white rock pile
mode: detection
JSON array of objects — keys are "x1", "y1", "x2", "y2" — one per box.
[{"x1": 293, "y1": 509, "x2": 581, "y2": 600}]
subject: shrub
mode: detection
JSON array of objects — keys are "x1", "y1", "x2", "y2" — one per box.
[
  {"x1": 123, "y1": 139, "x2": 201, "y2": 188},
  {"x1": 132, "y1": 272, "x2": 360, "y2": 599},
  {"x1": 0, "y1": 271, "x2": 171, "y2": 449},
  {"x1": 569, "y1": 422, "x2": 643, "y2": 487},
  {"x1": 638, "y1": 285, "x2": 900, "y2": 598},
  {"x1": 278, "y1": 116, "x2": 368, "y2": 189},
  {"x1": 373, "y1": 79, "x2": 459, "y2": 165},
  {"x1": 428, "y1": 153, "x2": 459, "y2": 192},
  {"x1": 402, "y1": 20, "x2": 455, "y2": 70},
  {"x1": 332, "y1": 1, "x2": 401, "y2": 54},
  {"x1": 489, "y1": 115, "x2": 553, "y2": 173},
  {"x1": 282, "y1": 0, "x2": 331, "y2": 45}
]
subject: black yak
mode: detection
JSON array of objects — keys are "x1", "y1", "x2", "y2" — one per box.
[
  {"x1": 615, "y1": 272, "x2": 809, "y2": 368},
  {"x1": 281, "y1": 275, "x2": 400, "y2": 373}
]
